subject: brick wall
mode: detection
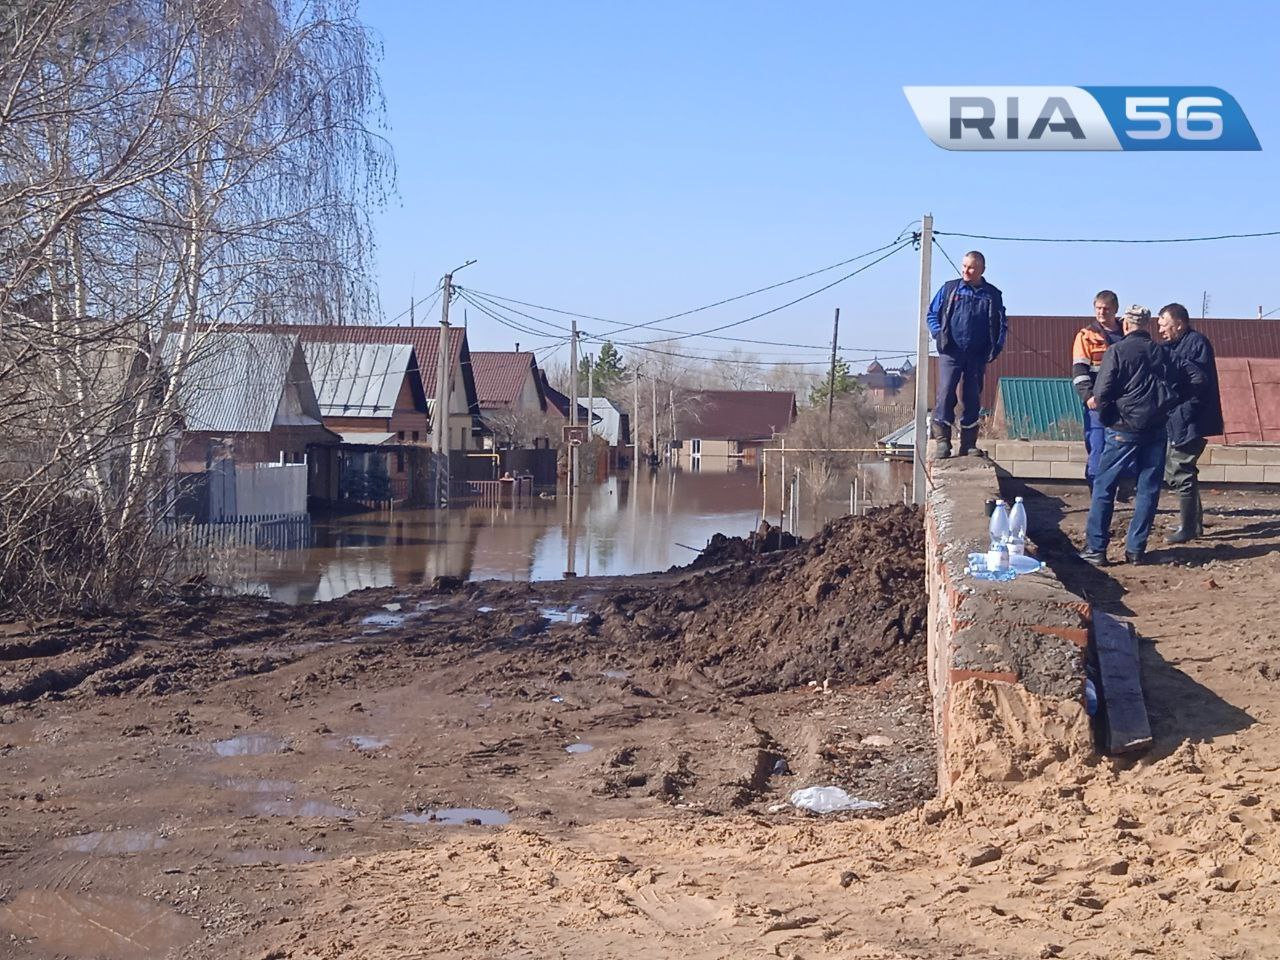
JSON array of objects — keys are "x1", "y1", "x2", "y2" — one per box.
[
  {"x1": 925, "y1": 455, "x2": 1094, "y2": 793},
  {"x1": 988, "y1": 439, "x2": 1280, "y2": 483}
]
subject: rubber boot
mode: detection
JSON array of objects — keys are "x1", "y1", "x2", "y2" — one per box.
[
  {"x1": 959, "y1": 425, "x2": 982, "y2": 457},
  {"x1": 1167, "y1": 492, "x2": 1200, "y2": 544},
  {"x1": 930, "y1": 421, "x2": 952, "y2": 460}
]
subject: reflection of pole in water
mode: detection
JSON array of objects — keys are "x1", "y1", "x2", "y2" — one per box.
[
  {"x1": 584, "y1": 483, "x2": 591, "y2": 578},
  {"x1": 564, "y1": 478, "x2": 577, "y2": 577}
]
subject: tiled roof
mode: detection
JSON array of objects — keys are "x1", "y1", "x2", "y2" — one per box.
[
  {"x1": 166, "y1": 331, "x2": 321, "y2": 433},
  {"x1": 303, "y1": 342, "x2": 415, "y2": 418},
  {"x1": 673, "y1": 390, "x2": 797, "y2": 442},
  {"x1": 995, "y1": 377, "x2": 1083, "y2": 440},
  {"x1": 930, "y1": 315, "x2": 1280, "y2": 411},
  {"x1": 470, "y1": 351, "x2": 540, "y2": 409}
]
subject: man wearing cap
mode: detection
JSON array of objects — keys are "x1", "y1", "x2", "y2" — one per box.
[
  {"x1": 1080, "y1": 305, "x2": 1204, "y2": 565},
  {"x1": 926, "y1": 250, "x2": 1008, "y2": 458},
  {"x1": 1158, "y1": 302, "x2": 1224, "y2": 543},
  {"x1": 1071, "y1": 290, "x2": 1126, "y2": 490}
]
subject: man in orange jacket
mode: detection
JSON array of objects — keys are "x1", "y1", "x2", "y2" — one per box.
[{"x1": 1072, "y1": 291, "x2": 1126, "y2": 490}]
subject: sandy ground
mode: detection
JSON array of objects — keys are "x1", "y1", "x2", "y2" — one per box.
[{"x1": 1, "y1": 492, "x2": 1278, "y2": 959}]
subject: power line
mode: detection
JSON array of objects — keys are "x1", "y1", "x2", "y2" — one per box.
[
  {"x1": 462, "y1": 237, "x2": 909, "y2": 341},
  {"x1": 386, "y1": 281, "x2": 443, "y2": 325},
  {"x1": 935, "y1": 228, "x2": 1280, "y2": 245},
  {"x1": 456, "y1": 290, "x2": 570, "y2": 345},
  {"x1": 621, "y1": 240, "x2": 914, "y2": 345}
]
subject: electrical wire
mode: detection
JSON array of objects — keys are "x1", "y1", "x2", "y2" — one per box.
[
  {"x1": 935, "y1": 228, "x2": 1280, "y2": 244},
  {"x1": 456, "y1": 290, "x2": 570, "y2": 345},
  {"x1": 385, "y1": 282, "x2": 443, "y2": 325}
]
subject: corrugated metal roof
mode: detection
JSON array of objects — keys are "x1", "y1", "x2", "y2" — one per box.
[
  {"x1": 337, "y1": 430, "x2": 396, "y2": 445},
  {"x1": 303, "y1": 342, "x2": 413, "y2": 418},
  {"x1": 930, "y1": 315, "x2": 1280, "y2": 411},
  {"x1": 167, "y1": 331, "x2": 321, "y2": 433},
  {"x1": 879, "y1": 420, "x2": 916, "y2": 447},
  {"x1": 996, "y1": 377, "x2": 1084, "y2": 440},
  {"x1": 263, "y1": 324, "x2": 481, "y2": 416}
]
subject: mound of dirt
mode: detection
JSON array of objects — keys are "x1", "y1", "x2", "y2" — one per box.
[
  {"x1": 601, "y1": 505, "x2": 925, "y2": 694},
  {"x1": 682, "y1": 521, "x2": 802, "y2": 570}
]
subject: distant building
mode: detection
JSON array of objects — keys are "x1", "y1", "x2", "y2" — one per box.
[
  {"x1": 588, "y1": 397, "x2": 630, "y2": 448},
  {"x1": 470, "y1": 350, "x2": 548, "y2": 417},
  {"x1": 672, "y1": 390, "x2": 797, "y2": 467},
  {"x1": 992, "y1": 377, "x2": 1084, "y2": 441},
  {"x1": 856, "y1": 358, "x2": 915, "y2": 403},
  {"x1": 168, "y1": 331, "x2": 337, "y2": 470}
]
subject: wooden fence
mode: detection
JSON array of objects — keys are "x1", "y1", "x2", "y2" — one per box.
[{"x1": 163, "y1": 514, "x2": 312, "y2": 551}]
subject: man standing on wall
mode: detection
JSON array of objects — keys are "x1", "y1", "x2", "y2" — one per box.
[
  {"x1": 1079, "y1": 306, "x2": 1203, "y2": 566},
  {"x1": 1071, "y1": 290, "x2": 1125, "y2": 490},
  {"x1": 1158, "y1": 302, "x2": 1224, "y2": 543},
  {"x1": 926, "y1": 250, "x2": 1008, "y2": 458}
]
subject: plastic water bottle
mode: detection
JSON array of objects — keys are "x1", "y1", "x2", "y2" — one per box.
[
  {"x1": 1007, "y1": 497, "x2": 1028, "y2": 554},
  {"x1": 989, "y1": 499, "x2": 1010, "y2": 549}
]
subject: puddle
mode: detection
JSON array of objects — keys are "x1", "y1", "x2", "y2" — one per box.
[
  {"x1": 539, "y1": 606, "x2": 583, "y2": 624},
  {"x1": 565, "y1": 743, "x2": 594, "y2": 754},
  {"x1": 224, "y1": 847, "x2": 325, "y2": 866},
  {"x1": 347, "y1": 735, "x2": 390, "y2": 751},
  {"x1": 216, "y1": 777, "x2": 296, "y2": 793},
  {"x1": 252, "y1": 798, "x2": 357, "y2": 819},
  {"x1": 56, "y1": 829, "x2": 169, "y2": 854},
  {"x1": 383, "y1": 602, "x2": 402, "y2": 612},
  {"x1": 0, "y1": 889, "x2": 198, "y2": 958},
  {"x1": 212, "y1": 734, "x2": 289, "y2": 757},
  {"x1": 398, "y1": 807, "x2": 510, "y2": 826},
  {"x1": 602, "y1": 669, "x2": 630, "y2": 680},
  {"x1": 360, "y1": 612, "x2": 407, "y2": 629},
  {"x1": 477, "y1": 605, "x2": 494, "y2": 613}
]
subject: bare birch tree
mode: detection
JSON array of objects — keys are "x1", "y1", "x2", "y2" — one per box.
[{"x1": 0, "y1": 0, "x2": 392, "y2": 613}]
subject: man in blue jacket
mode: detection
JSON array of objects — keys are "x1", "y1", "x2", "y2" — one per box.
[
  {"x1": 1157, "y1": 302, "x2": 1224, "y2": 543},
  {"x1": 927, "y1": 250, "x2": 1007, "y2": 457}
]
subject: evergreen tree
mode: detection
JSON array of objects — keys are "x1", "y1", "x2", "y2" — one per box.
[
  {"x1": 808, "y1": 358, "x2": 859, "y2": 406},
  {"x1": 579, "y1": 341, "x2": 626, "y2": 393}
]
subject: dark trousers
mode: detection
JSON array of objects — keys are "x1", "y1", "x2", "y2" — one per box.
[
  {"x1": 1166, "y1": 437, "x2": 1208, "y2": 532},
  {"x1": 1086, "y1": 427, "x2": 1167, "y2": 556},
  {"x1": 932, "y1": 353, "x2": 987, "y2": 433}
]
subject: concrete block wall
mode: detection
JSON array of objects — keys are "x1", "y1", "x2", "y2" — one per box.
[
  {"x1": 987, "y1": 439, "x2": 1280, "y2": 484},
  {"x1": 925, "y1": 456, "x2": 1094, "y2": 793}
]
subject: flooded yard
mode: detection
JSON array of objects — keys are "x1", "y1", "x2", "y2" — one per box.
[{"x1": 220, "y1": 463, "x2": 911, "y2": 602}]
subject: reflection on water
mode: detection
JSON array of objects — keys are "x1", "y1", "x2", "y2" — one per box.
[{"x1": 221, "y1": 462, "x2": 912, "y2": 603}]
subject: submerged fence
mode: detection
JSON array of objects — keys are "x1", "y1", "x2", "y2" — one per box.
[
  {"x1": 465, "y1": 476, "x2": 535, "y2": 507},
  {"x1": 163, "y1": 513, "x2": 313, "y2": 551}
]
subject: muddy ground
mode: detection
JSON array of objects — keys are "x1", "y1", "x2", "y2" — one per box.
[
  {"x1": 4, "y1": 488, "x2": 1279, "y2": 959},
  {"x1": 0, "y1": 506, "x2": 935, "y2": 959}
]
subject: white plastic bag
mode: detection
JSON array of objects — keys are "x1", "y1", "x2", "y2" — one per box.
[{"x1": 788, "y1": 786, "x2": 883, "y2": 814}]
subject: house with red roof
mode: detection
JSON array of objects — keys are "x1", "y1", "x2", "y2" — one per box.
[{"x1": 672, "y1": 390, "x2": 797, "y2": 467}]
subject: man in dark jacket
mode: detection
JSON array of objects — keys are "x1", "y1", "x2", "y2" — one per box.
[
  {"x1": 926, "y1": 250, "x2": 1007, "y2": 458},
  {"x1": 1080, "y1": 305, "x2": 1204, "y2": 565},
  {"x1": 1158, "y1": 302, "x2": 1224, "y2": 543}
]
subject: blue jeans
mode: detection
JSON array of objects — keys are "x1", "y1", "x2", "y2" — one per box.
[
  {"x1": 933, "y1": 352, "x2": 987, "y2": 432},
  {"x1": 1082, "y1": 407, "x2": 1106, "y2": 488},
  {"x1": 1086, "y1": 427, "x2": 1167, "y2": 555}
]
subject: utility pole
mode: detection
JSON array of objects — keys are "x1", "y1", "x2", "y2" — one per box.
[
  {"x1": 912, "y1": 214, "x2": 934, "y2": 506},
  {"x1": 409, "y1": 295, "x2": 414, "y2": 328},
  {"x1": 433, "y1": 260, "x2": 476, "y2": 508},
  {"x1": 569, "y1": 320, "x2": 579, "y2": 489},
  {"x1": 587, "y1": 352, "x2": 595, "y2": 439},
  {"x1": 434, "y1": 275, "x2": 453, "y2": 507},
  {"x1": 668, "y1": 388, "x2": 676, "y2": 464},
  {"x1": 826, "y1": 306, "x2": 840, "y2": 437},
  {"x1": 632, "y1": 364, "x2": 641, "y2": 478},
  {"x1": 1201, "y1": 291, "x2": 1211, "y2": 320}
]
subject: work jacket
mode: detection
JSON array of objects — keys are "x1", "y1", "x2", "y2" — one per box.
[
  {"x1": 1094, "y1": 330, "x2": 1203, "y2": 434},
  {"x1": 1071, "y1": 321, "x2": 1124, "y2": 404},
  {"x1": 1163, "y1": 327, "x2": 1225, "y2": 446},
  {"x1": 926, "y1": 279, "x2": 1008, "y2": 361}
]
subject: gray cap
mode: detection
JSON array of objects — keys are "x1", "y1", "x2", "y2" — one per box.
[{"x1": 1122, "y1": 304, "x2": 1152, "y2": 327}]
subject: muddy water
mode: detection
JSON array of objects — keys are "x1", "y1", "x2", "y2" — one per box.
[{"x1": 220, "y1": 463, "x2": 912, "y2": 603}]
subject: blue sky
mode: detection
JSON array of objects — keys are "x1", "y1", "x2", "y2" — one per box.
[{"x1": 359, "y1": 0, "x2": 1278, "y2": 372}]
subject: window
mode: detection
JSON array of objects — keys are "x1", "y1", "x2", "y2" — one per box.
[
  {"x1": 395, "y1": 451, "x2": 405, "y2": 472},
  {"x1": 398, "y1": 431, "x2": 405, "y2": 441},
  {"x1": 691, "y1": 439, "x2": 701, "y2": 457},
  {"x1": 412, "y1": 430, "x2": 419, "y2": 443}
]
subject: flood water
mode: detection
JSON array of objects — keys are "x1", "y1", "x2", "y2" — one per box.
[{"x1": 222, "y1": 462, "x2": 911, "y2": 603}]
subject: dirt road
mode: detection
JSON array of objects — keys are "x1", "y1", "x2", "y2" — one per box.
[
  {"x1": 2, "y1": 493, "x2": 1278, "y2": 958},
  {"x1": 0, "y1": 507, "x2": 937, "y2": 959}
]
